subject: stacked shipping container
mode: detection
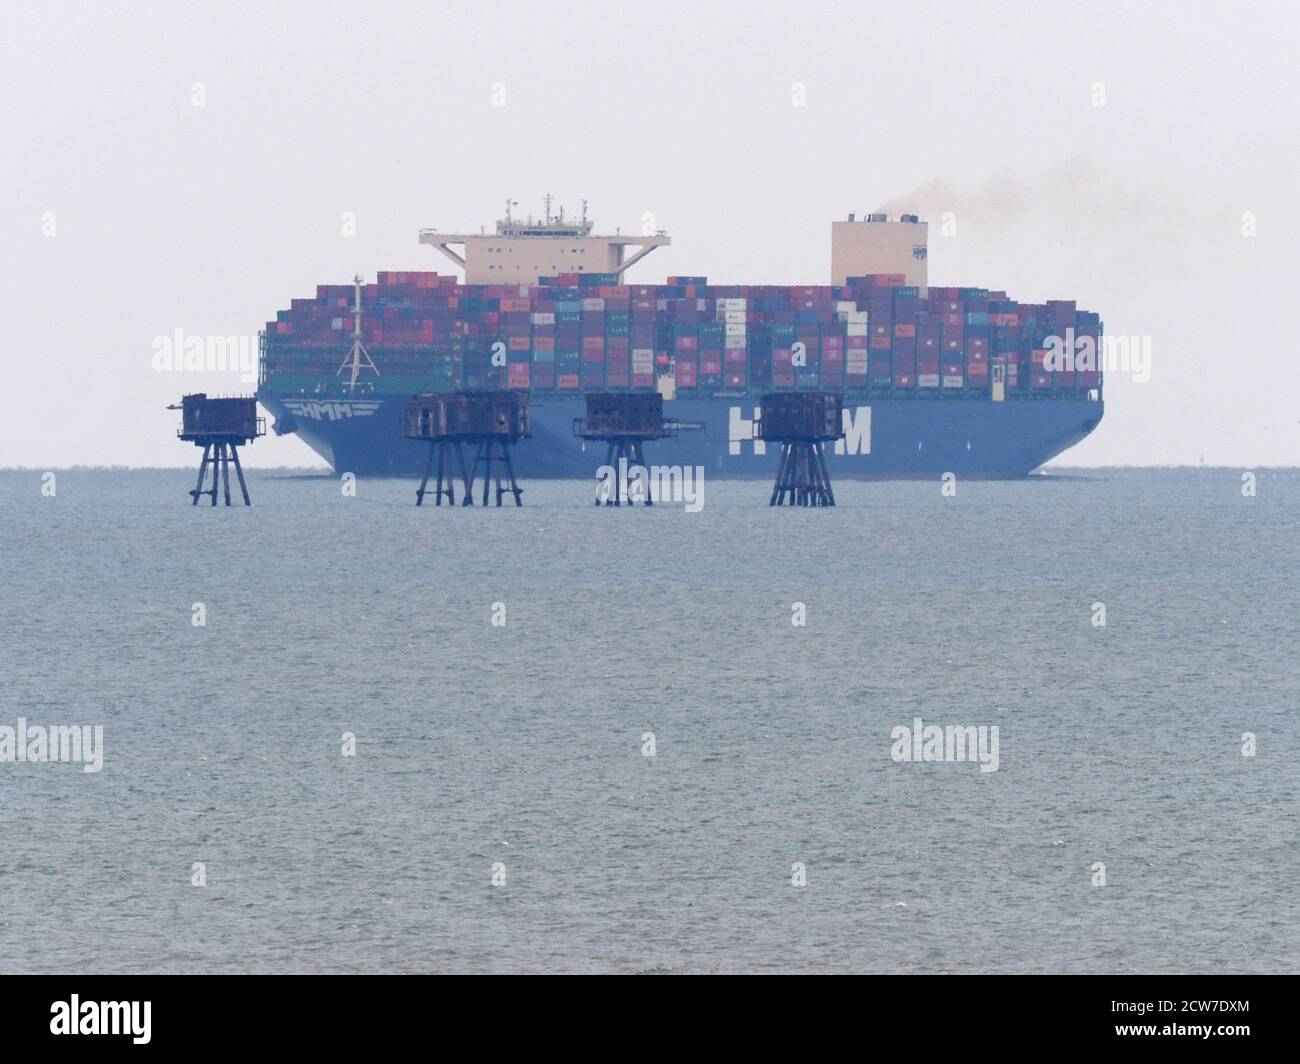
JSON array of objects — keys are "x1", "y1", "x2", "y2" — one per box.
[{"x1": 264, "y1": 271, "x2": 1102, "y2": 398}]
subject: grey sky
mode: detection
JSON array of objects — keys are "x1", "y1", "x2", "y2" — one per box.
[{"x1": 2, "y1": 0, "x2": 1296, "y2": 467}]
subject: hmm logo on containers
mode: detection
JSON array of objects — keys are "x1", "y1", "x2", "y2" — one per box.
[{"x1": 50, "y1": 995, "x2": 151, "y2": 1044}]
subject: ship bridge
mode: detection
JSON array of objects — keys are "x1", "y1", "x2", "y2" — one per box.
[{"x1": 420, "y1": 196, "x2": 669, "y2": 285}]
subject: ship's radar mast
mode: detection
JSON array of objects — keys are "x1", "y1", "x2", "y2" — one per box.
[{"x1": 337, "y1": 273, "x2": 380, "y2": 391}]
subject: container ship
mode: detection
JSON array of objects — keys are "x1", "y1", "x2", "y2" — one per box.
[{"x1": 257, "y1": 200, "x2": 1103, "y2": 478}]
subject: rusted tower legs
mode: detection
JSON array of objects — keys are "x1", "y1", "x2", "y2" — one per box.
[
  {"x1": 628, "y1": 441, "x2": 651, "y2": 506},
  {"x1": 435, "y1": 443, "x2": 451, "y2": 505},
  {"x1": 770, "y1": 441, "x2": 835, "y2": 507},
  {"x1": 455, "y1": 444, "x2": 473, "y2": 505},
  {"x1": 498, "y1": 441, "x2": 522, "y2": 507},
  {"x1": 416, "y1": 441, "x2": 435, "y2": 506},
  {"x1": 220, "y1": 442, "x2": 233, "y2": 506},
  {"x1": 599, "y1": 442, "x2": 618, "y2": 506},
  {"x1": 812, "y1": 443, "x2": 834, "y2": 506},
  {"x1": 228, "y1": 443, "x2": 251, "y2": 505},
  {"x1": 189, "y1": 441, "x2": 251, "y2": 506},
  {"x1": 596, "y1": 439, "x2": 653, "y2": 506},
  {"x1": 465, "y1": 439, "x2": 522, "y2": 507},
  {"x1": 191, "y1": 444, "x2": 213, "y2": 505},
  {"x1": 472, "y1": 440, "x2": 492, "y2": 506},
  {"x1": 190, "y1": 442, "x2": 221, "y2": 506},
  {"x1": 416, "y1": 441, "x2": 460, "y2": 506}
]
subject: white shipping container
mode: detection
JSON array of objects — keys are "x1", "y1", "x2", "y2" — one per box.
[
  {"x1": 531, "y1": 312, "x2": 555, "y2": 325},
  {"x1": 723, "y1": 310, "x2": 746, "y2": 324},
  {"x1": 942, "y1": 375, "x2": 965, "y2": 388},
  {"x1": 582, "y1": 297, "x2": 605, "y2": 311},
  {"x1": 847, "y1": 323, "x2": 869, "y2": 336},
  {"x1": 331, "y1": 317, "x2": 344, "y2": 329},
  {"x1": 835, "y1": 300, "x2": 857, "y2": 312},
  {"x1": 632, "y1": 348, "x2": 655, "y2": 359},
  {"x1": 846, "y1": 357, "x2": 869, "y2": 372},
  {"x1": 846, "y1": 311, "x2": 869, "y2": 323},
  {"x1": 724, "y1": 335, "x2": 747, "y2": 349},
  {"x1": 719, "y1": 298, "x2": 747, "y2": 310},
  {"x1": 724, "y1": 323, "x2": 747, "y2": 337},
  {"x1": 918, "y1": 374, "x2": 940, "y2": 387}
]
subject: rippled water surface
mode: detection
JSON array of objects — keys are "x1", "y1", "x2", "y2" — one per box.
[{"x1": 1, "y1": 468, "x2": 1297, "y2": 973}]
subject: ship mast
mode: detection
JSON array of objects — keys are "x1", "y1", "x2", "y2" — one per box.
[{"x1": 337, "y1": 273, "x2": 380, "y2": 390}]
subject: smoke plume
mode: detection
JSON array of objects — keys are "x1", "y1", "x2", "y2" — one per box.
[{"x1": 875, "y1": 156, "x2": 1165, "y2": 228}]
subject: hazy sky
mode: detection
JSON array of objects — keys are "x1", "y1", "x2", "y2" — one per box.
[{"x1": 2, "y1": 0, "x2": 1296, "y2": 468}]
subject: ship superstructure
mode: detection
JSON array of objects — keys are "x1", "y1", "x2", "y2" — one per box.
[
  {"x1": 418, "y1": 196, "x2": 670, "y2": 285},
  {"x1": 257, "y1": 200, "x2": 1103, "y2": 478}
]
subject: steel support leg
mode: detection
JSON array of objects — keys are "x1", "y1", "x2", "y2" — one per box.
[
  {"x1": 230, "y1": 443, "x2": 251, "y2": 505},
  {"x1": 220, "y1": 442, "x2": 232, "y2": 506},
  {"x1": 192, "y1": 444, "x2": 211, "y2": 505},
  {"x1": 416, "y1": 440, "x2": 435, "y2": 506}
]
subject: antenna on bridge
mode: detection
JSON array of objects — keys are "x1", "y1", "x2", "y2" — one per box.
[
  {"x1": 544, "y1": 192, "x2": 553, "y2": 225},
  {"x1": 337, "y1": 273, "x2": 380, "y2": 391}
]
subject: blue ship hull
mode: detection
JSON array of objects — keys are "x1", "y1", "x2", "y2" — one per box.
[{"x1": 259, "y1": 392, "x2": 1103, "y2": 478}]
